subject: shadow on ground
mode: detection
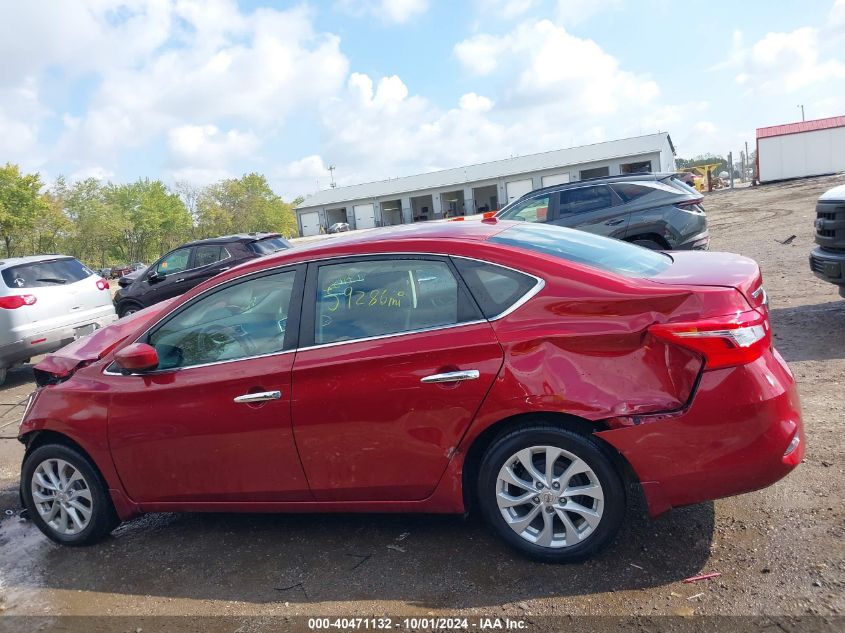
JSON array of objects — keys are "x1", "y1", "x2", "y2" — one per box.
[
  {"x1": 769, "y1": 301, "x2": 845, "y2": 362},
  {"x1": 0, "y1": 491, "x2": 715, "y2": 609}
]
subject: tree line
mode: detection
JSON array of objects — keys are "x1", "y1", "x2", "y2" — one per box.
[{"x1": 0, "y1": 163, "x2": 301, "y2": 266}]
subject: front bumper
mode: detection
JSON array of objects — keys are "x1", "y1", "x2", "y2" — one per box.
[
  {"x1": 809, "y1": 246, "x2": 845, "y2": 296},
  {"x1": 0, "y1": 313, "x2": 118, "y2": 368},
  {"x1": 597, "y1": 348, "x2": 803, "y2": 516}
]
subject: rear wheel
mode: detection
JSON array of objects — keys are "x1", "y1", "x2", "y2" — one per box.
[
  {"x1": 477, "y1": 426, "x2": 625, "y2": 562},
  {"x1": 630, "y1": 238, "x2": 665, "y2": 251},
  {"x1": 21, "y1": 444, "x2": 118, "y2": 545}
]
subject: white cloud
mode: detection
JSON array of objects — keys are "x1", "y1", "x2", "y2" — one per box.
[
  {"x1": 335, "y1": 0, "x2": 429, "y2": 24},
  {"x1": 168, "y1": 124, "x2": 259, "y2": 167},
  {"x1": 459, "y1": 92, "x2": 494, "y2": 112},
  {"x1": 455, "y1": 20, "x2": 659, "y2": 115}
]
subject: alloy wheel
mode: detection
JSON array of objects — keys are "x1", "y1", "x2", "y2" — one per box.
[
  {"x1": 31, "y1": 458, "x2": 94, "y2": 536},
  {"x1": 495, "y1": 445, "x2": 604, "y2": 548}
]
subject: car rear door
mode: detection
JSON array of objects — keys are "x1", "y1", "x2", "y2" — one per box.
[
  {"x1": 291, "y1": 255, "x2": 504, "y2": 501},
  {"x1": 183, "y1": 244, "x2": 233, "y2": 286},
  {"x1": 107, "y1": 265, "x2": 311, "y2": 503},
  {"x1": 552, "y1": 185, "x2": 630, "y2": 238}
]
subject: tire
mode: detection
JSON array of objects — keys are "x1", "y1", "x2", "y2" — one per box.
[
  {"x1": 21, "y1": 444, "x2": 119, "y2": 545},
  {"x1": 630, "y1": 238, "x2": 665, "y2": 251},
  {"x1": 477, "y1": 425, "x2": 625, "y2": 563},
  {"x1": 0, "y1": 367, "x2": 6, "y2": 387},
  {"x1": 118, "y1": 302, "x2": 141, "y2": 318}
]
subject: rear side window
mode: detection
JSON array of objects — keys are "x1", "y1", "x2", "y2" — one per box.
[
  {"x1": 250, "y1": 237, "x2": 291, "y2": 255},
  {"x1": 314, "y1": 259, "x2": 477, "y2": 345},
  {"x1": 611, "y1": 183, "x2": 650, "y2": 202},
  {"x1": 559, "y1": 186, "x2": 613, "y2": 215},
  {"x1": 194, "y1": 245, "x2": 229, "y2": 268},
  {"x1": 453, "y1": 259, "x2": 538, "y2": 319},
  {"x1": 2, "y1": 258, "x2": 92, "y2": 288},
  {"x1": 491, "y1": 223, "x2": 672, "y2": 278}
]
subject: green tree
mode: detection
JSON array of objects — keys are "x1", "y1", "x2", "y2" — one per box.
[
  {"x1": 197, "y1": 173, "x2": 298, "y2": 238},
  {"x1": 0, "y1": 163, "x2": 49, "y2": 257}
]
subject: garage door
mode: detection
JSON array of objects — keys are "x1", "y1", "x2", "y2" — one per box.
[
  {"x1": 506, "y1": 179, "x2": 533, "y2": 203},
  {"x1": 542, "y1": 173, "x2": 570, "y2": 187},
  {"x1": 300, "y1": 211, "x2": 321, "y2": 237},
  {"x1": 353, "y1": 203, "x2": 376, "y2": 230}
]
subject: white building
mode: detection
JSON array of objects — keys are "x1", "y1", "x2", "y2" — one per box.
[
  {"x1": 295, "y1": 132, "x2": 676, "y2": 236},
  {"x1": 757, "y1": 115, "x2": 845, "y2": 183}
]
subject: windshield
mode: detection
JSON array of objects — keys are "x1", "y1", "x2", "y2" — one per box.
[
  {"x1": 250, "y1": 236, "x2": 292, "y2": 255},
  {"x1": 2, "y1": 258, "x2": 93, "y2": 288},
  {"x1": 491, "y1": 223, "x2": 673, "y2": 278}
]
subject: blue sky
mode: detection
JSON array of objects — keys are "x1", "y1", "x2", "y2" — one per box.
[{"x1": 2, "y1": 0, "x2": 844, "y2": 199}]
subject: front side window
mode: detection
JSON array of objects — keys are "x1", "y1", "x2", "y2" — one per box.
[
  {"x1": 147, "y1": 270, "x2": 296, "y2": 370},
  {"x1": 498, "y1": 195, "x2": 550, "y2": 223},
  {"x1": 155, "y1": 248, "x2": 191, "y2": 277},
  {"x1": 558, "y1": 186, "x2": 613, "y2": 215},
  {"x1": 315, "y1": 259, "x2": 470, "y2": 345}
]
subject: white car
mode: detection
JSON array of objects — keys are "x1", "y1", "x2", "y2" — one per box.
[{"x1": 0, "y1": 255, "x2": 117, "y2": 386}]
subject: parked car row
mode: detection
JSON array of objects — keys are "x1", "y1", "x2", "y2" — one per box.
[{"x1": 19, "y1": 220, "x2": 802, "y2": 561}]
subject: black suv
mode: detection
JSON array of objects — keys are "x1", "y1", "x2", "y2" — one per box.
[
  {"x1": 113, "y1": 233, "x2": 291, "y2": 317},
  {"x1": 496, "y1": 173, "x2": 709, "y2": 250},
  {"x1": 809, "y1": 184, "x2": 845, "y2": 298}
]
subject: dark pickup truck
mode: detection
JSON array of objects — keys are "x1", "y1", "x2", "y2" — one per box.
[{"x1": 810, "y1": 184, "x2": 845, "y2": 298}]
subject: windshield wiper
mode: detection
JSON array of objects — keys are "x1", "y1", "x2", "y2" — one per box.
[{"x1": 35, "y1": 278, "x2": 68, "y2": 284}]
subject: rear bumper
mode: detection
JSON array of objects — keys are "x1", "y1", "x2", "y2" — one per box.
[
  {"x1": 598, "y1": 348, "x2": 803, "y2": 516},
  {"x1": 809, "y1": 247, "x2": 845, "y2": 295},
  {"x1": 0, "y1": 313, "x2": 118, "y2": 368},
  {"x1": 674, "y1": 229, "x2": 711, "y2": 251}
]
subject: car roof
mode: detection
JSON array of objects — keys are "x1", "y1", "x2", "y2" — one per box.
[
  {"x1": 0, "y1": 254, "x2": 75, "y2": 270},
  {"x1": 506, "y1": 172, "x2": 679, "y2": 203},
  {"x1": 181, "y1": 232, "x2": 283, "y2": 247}
]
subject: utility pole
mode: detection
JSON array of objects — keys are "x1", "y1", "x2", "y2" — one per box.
[
  {"x1": 327, "y1": 165, "x2": 337, "y2": 189},
  {"x1": 728, "y1": 151, "x2": 734, "y2": 188},
  {"x1": 798, "y1": 104, "x2": 805, "y2": 121}
]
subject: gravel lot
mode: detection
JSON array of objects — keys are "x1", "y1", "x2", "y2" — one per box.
[{"x1": 0, "y1": 176, "x2": 843, "y2": 624}]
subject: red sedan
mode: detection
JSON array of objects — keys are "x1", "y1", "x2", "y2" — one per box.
[{"x1": 18, "y1": 220, "x2": 803, "y2": 562}]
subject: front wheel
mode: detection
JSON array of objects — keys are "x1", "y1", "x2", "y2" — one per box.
[
  {"x1": 118, "y1": 303, "x2": 141, "y2": 318},
  {"x1": 21, "y1": 444, "x2": 118, "y2": 545},
  {"x1": 477, "y1": 426, "x2": 625, "y2": 562}
]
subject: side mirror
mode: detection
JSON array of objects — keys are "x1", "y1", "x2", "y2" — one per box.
[
  {"x1": 147, "y1": 270, "x2": 161, "y2": 283},
  {"x1": 114, "y1": 343, "x2": 159, "y2": 373}
]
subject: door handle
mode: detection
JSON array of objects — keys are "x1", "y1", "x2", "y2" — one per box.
[
  {"x1": 420, "y1": 370, "x2": 480, "y2": 384},
  {"x1": 218, "y1": 267, "x2": 230, "y2": 272},
  {"x1": 233, "y1": 390, "x2": 282, "y2": 404},
  {"x1": 604, "y1": 218, "x2": 625, "y2": 226},
  {"x1": 175, "y1": 278, "x2": 185, "y2": 283}
]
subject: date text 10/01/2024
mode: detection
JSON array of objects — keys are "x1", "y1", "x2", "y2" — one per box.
[{"x1": 307, "y1": 617, "x2": 529, "y2": 630}]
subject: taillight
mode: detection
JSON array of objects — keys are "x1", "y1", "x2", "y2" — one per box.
[
  {"x1": 649, "y1": 310, "x2": 771, "y2": 369},
  {"x1": 0, "y1": 294, "x2": 37, "y2": 309},
  {"x1": 676, "y1": 198, "x2": 704, "y2": 211},
  {"x1": 96, "y1": 278, "x2": 110, "y2": 291}
]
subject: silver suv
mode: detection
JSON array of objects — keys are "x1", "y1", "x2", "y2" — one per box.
[{"x1": 0, "y1": 255, "x2": 117, "y2": 386}]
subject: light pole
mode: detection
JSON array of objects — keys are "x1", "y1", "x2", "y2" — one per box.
[{"x1": 797, "y1": 104, "x2": 805, "y2": 121}]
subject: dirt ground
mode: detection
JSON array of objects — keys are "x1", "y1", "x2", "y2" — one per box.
[{"x1": 0, "y1": 176, "x2": 843, "y2": 625}]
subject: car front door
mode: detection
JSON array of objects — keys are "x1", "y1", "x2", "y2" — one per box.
[
  {"x1": 142, "y1": 247, "x2": 197, "y2": 306},
  {"x1": 291, "y1": 256, "x2": 504, "y2": 501},
  {"x1": 107, "y1": 266, "x2": 311, "y2": 503},
  {"x1": 552, "y1": 185, "x2": 629, "y2": 238}
]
